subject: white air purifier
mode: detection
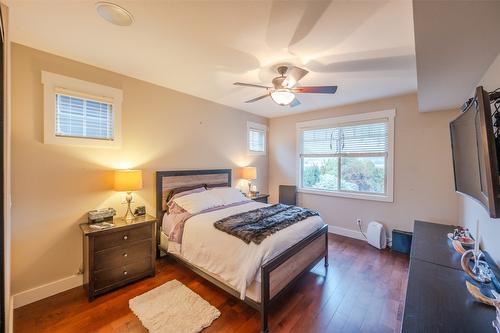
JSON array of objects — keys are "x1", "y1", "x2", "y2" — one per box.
[{"x1": 366, "y1": 221, "x2": 387, "y2": 249}]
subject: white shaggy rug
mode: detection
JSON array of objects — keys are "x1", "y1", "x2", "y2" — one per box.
[{"x1": 129, "y1": 280, "x2": 221, "y2": 333}]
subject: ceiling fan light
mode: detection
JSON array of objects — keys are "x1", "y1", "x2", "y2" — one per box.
[{"x1": 270, "y1": 89, "x2": 295, "y2": 106}]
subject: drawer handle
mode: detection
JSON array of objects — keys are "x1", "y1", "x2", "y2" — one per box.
[
  {"x1": 123, "y1": 271, "x2": 128, "y2": 276},
  {"x1": 123, "y1": 235, "x2": 128, "y2": 240},
  {"x1": 123, "y1": 253, "x2": 128, "y2": 258}
]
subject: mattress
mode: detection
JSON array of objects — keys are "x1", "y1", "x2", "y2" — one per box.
[
  {"x1": 161, "y1": 230, "x2": 261, "y2": 302},
  {"x1": 161, "y1": 201, "x2": 325, "y2": 299}
]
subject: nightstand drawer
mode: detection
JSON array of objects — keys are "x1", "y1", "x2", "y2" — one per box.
[
  {"x1": 94, "y1": 224, "x2": 151, "y2": 251},
  {"x1": 94, "y1": 257, "x2": 152, "y2": 291},
  {"x1": 94, "y1": 239, "x2": 152, "y2": 271}
]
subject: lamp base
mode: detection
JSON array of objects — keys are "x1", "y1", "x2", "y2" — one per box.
[{"x1": 123, "y1": 192, "x2": 136, "y2": 222}]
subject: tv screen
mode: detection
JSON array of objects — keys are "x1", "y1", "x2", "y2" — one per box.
[{"x1": 450, "y1": 86, "x2": 500, "y2": 217}]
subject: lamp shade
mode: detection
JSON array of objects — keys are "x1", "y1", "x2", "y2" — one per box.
[
  {"x1": 114, "y1": 169, "x2": 143, "y2": 191},
  {"x1": 241, "y1": 167, "x2": 257, "y2": 180}
]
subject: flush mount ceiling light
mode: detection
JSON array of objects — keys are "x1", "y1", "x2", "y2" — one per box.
[
  {"x1": 270, "y1": 89, "x2": 295, "y2": 106},
  {"x1": 96, "y1": 2, "x2": 134, "y2": 26}
]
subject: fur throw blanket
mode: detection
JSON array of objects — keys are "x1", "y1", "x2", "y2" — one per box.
[{"x1": 213, "y1": 204, "x2": 319, "y2": 244}]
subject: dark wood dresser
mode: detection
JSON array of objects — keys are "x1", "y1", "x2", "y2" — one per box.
[
  {"x1": 80, "y1": 215, "x2": 156, "y2": 300},
  {"x1": 402, "y1": 220, "x2": 498, "y2": 332}
]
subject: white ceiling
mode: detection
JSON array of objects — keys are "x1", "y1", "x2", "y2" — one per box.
[
  {"x1": 413, "y1": 0, "x2": 500, "y2": 112},
  {"x1": 8, "y1": 0, "x2": 417, "y2": 118}
]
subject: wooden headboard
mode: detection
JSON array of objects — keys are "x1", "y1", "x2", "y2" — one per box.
[{"x1": 155, "y1": 169, "x2": 232, "y2": 254}]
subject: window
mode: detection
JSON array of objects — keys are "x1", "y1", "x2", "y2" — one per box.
[
  {"x1": 42, "y1": 71, "x2": 122, "y2": 147},
  {"x1": 55, "y1": 91, "x2": 113, "y2": 140},
  {"x1": 247, "y1": 122, "x2": 267, "y2": 155},
  {"x1": 297, "y1": 110, "x2": 395, "y2": 202}
]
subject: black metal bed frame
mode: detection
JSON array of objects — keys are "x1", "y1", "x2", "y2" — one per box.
[{"x1": 155, "y1": 169, "x2": 328, "y2": 333}]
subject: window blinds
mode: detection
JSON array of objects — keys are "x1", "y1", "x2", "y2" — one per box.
[
  {"x1": 303, "y1": 128, "x2": 341, "y2": 154},
  {"x1": 249, "y1": 127, "x2": 265, "y2": 152},
  {"x1": 55, "y1": 93, "x2": 113, "y2": 140},
  {"x1": 302, "y1": 120, "x2": 388, "y2": 155},
  {"x1": 340, "y1": 122, "x2": 388, "y2": 153}
]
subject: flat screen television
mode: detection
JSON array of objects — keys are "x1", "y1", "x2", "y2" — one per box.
[{"x1": 450, "y1": 86, "x2": 500, "y2": 217}]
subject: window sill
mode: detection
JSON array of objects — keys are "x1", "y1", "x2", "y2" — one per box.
[
  {"x1": 247, "y1": 150, "x2": 266, "y2": 156},
  {"x1": 45, "y1": 135, "x2": 121, "y2": 148},
  {"x1": 297, "y1": 188, "x2": 393, "y2": 203}
]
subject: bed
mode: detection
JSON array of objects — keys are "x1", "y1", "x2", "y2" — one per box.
[{"x1": 155, "y1": 169, "x2": 328, "y2": 333}]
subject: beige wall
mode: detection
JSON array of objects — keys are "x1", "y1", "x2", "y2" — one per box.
[
  {"x1": 458, "y1": 52, "x2": 500, "y2": 266},
  {"x1": 11, "y1": 43, "x2": 268, "y2": 294},
  {"x1": 269, "y1": 93, "x2": 458, "y2": 236}
]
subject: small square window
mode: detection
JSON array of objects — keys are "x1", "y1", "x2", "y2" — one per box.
[
  {"x1": 42, "y1": 71, "x2": 122, "y2": 148},
  {"x1": 247, "y1": 122, "x2": 267, "y2": 155},
  {"x1": 55, "y1": 93, "x2": 114, "y2": 140}
]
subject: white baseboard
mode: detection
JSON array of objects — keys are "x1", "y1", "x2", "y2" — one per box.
[
  {"x1": 10, "y1": 225, "x2": 381, "y2": 309},
  {"x1": 328, "y1": 225, "x2": 366, "y2": 241},
  {"x1": 13, "y1": 274, "x2": 83, "y2": 309}
]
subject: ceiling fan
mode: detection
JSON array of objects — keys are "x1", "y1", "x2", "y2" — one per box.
[{"x1": 234, "y1": 65, "x2": 337, "y2": 107}]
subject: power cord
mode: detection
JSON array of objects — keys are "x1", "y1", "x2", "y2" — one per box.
[{"x1": 356, "y1": 220, "x2": 368, "y2": 240}]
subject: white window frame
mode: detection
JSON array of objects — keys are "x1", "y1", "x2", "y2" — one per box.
[
  {"x1": 41, "y1": 71, "x2": 123, "y2": 148},
  {"x1": 296, "y1": 109, "x2": 395, "y2": 202},
  {"x1": 247, "y1": 121, "x2": 267, "y2": 155}
]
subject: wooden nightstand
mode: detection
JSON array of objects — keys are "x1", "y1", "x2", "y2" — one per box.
[
  {"x1": 250, "y1": 194, "x2": 269, "y2": 204},
  {"x1": 80, "y1": 214, "x2": 156, "y2": 301}
]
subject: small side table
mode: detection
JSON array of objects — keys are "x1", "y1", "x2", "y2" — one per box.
[
  {"x1": 80, "y1": 214, "x2": 156, "y2": 300},
  {"x1": 250, "y1": 194, "x2": 270, "y2": 204}
]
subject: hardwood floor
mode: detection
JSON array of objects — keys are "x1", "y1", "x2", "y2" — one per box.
[{"x1": 14, "y1": 234, "x2": 409, "y2": 333}]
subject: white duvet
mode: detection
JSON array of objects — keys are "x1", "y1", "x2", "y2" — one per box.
[{"x1": 165, "y1": 201, "x2": 325, "y2": 299}]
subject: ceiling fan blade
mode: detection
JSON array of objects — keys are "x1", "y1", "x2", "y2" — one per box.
[
  {"x1": 289, "y1": 98, "x2": 301, "y2": 107},
  {"x1": 245, "y1": 94, "x2": 270, "y2": 103},
  {"x1": 292, "y1": 86, "x2": 337, "y2": 94},
  {"x1": 234, "y1": 82, "x2": 271, "y2": 89},
  {"x1": 284, "y1": 66, "x2": 309, "y2": 88}
]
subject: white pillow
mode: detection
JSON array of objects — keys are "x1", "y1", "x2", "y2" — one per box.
[
  {"x1": 209, "y1": 187, "x2": 249, "y2": 205},
  {"x1": 173, "y1": 190, "x2": 224, "y2": 214}
]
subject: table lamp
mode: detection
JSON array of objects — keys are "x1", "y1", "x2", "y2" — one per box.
[
  {"x1": 241, "y1": 166, "x2": 257, "y2": 196},
  {"x1": 114, "y1": 169, "x2": 143, "y2": 221}
]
